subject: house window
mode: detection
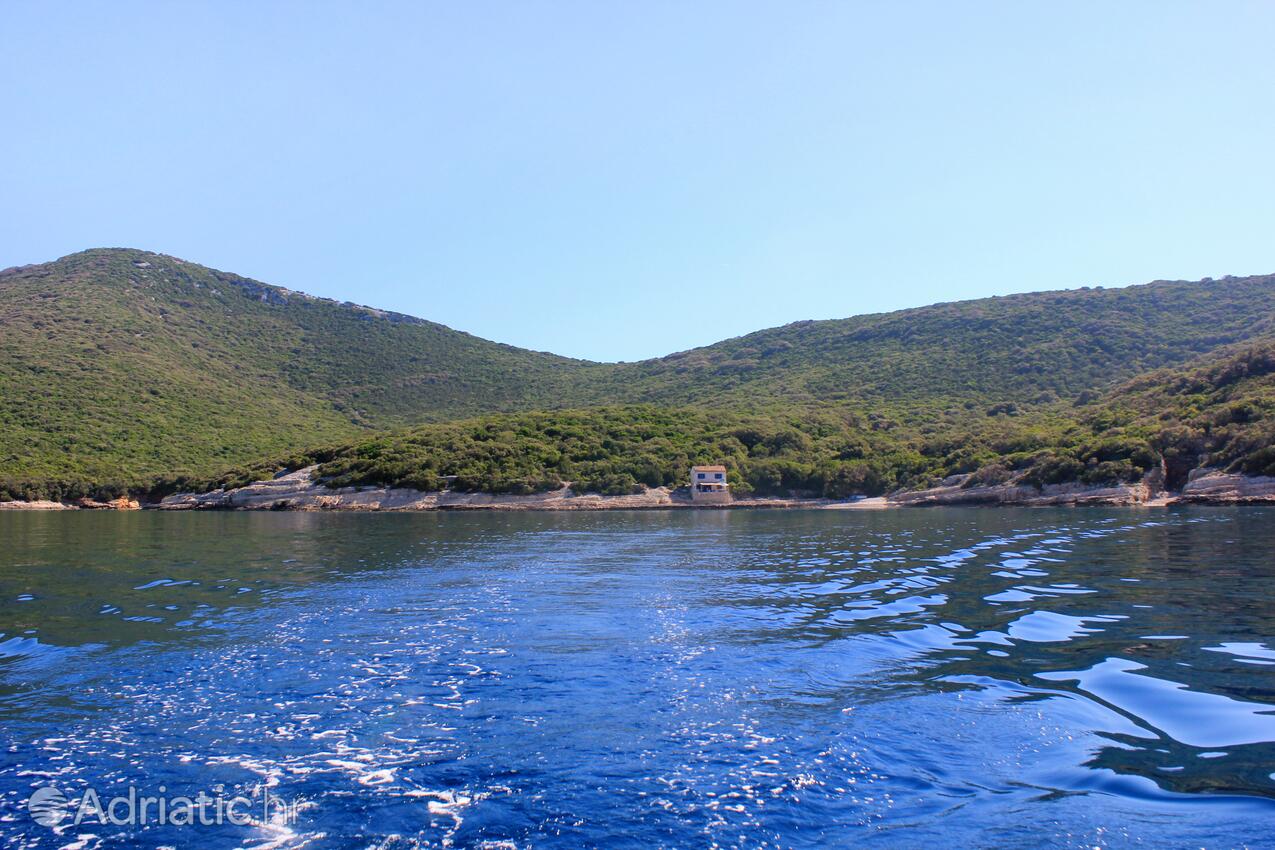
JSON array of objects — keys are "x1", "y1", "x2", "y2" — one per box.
[
  {"x1": 697, "y1": 473, "x2": 705, "y2": 479},
  {"x1": 714, "y1": 473, "x2": 723, "y2": 479}
]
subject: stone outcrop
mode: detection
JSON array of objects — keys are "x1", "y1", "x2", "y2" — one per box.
[
  {"x1": 891, "y1": 477, "x2": 1156, "y2": 507},
  {"x1": 891, "y1": 467, "x2": 1275, "y2": 507},
  {"x1": 1178, "y1": 469, "x2": 1275, "y2": 504},
  {"x1": 0, "y1": 497, "x2": 138, "y2": 510},
  {"x1": 0, "y1": 500, "x2": 74, "y2": 511},
  {"x1": 158, "y1": 467, "x2": 684, "y2": 511},
  {"x1": 74, "y1": 497, "x2": 142, "y2": 510}
]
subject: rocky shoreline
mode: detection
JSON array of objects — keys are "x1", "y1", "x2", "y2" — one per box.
[
  {"x1": 152, "y1": 468, "x2": 825, "y2": 512},
  {"x1": 4, "y1": 467, "x2": 1273, "y2": 512},
  {"x1": 0, "y1": 496, "x2": 141, "y2": 511}
]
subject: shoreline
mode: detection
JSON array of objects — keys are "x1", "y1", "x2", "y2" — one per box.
[{"x1": 3, "y1": 468, "x2": 1272, "y2": 513}]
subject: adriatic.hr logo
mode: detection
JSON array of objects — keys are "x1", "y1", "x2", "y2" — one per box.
[
  {"x1": 26, "y1": 786, "x2": 68, "y2": 827},
  {"x1": 24, "y1": 783, "x2": 303, "y2": 829}
]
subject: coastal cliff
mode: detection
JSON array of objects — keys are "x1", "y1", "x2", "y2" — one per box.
[{"x1": 1178, "y1": 470, "x2": 1275, "y2": 504}]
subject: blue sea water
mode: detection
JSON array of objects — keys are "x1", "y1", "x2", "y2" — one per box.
[{"x1": 0, "y1": 508, "x2": 1272, "y2": 848}]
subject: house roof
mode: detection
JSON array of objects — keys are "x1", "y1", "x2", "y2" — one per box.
[{"x1": 691, "y1": 465, "x2": 727, "y2": 472}]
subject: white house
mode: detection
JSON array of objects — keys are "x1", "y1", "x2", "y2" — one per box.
[{"x1": 690, "y1": 465, "x2": 731, "y2": 504}]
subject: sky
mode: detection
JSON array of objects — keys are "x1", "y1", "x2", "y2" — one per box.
[{"x1": 3, "y1": 2, "x2": 1274, "y2": 362}]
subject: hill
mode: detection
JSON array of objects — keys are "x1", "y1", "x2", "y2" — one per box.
[
  {"x1": 2, "y1": 247, "x2": 1274, "y2": 498},
  {"x1": 590, "y1": 275, "x2": 1275, "y2": 415},
  {"x1": 0, "y1": 248, "x2": 591, "y2": 485}
]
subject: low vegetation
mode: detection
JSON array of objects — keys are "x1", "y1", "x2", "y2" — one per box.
[
  {"x1": 1078, "y1": 339, "x2": 1275, "y2": 486},
  {"x1": 136, "y1": 340, "x2": 1275, "y2": 502}
]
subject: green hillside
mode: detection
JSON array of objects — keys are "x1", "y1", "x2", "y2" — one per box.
[
  {"x1": 2, "y1": 246, "x2": 1273, "y2": 499},
  {"x1": 0, "y1": 248, "x2": 590, "y2": 485},
  {"x1": 1083, "y1": 337, "x2": 1275, "y2": 486},
  {"x1": 165, "y1": 341, "x2": 1275, "y2": 504},
  {"x1": 588, "y1": 275, "x2": 1275, "y2": 413},
  {"x1": 112, "y1": 402, "x2": 1035, "y2": 502},
  {"x1": 905, "y1": 337, "x2": 1275, "y2": 495}
]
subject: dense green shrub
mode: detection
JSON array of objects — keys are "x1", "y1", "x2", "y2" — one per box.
[
  {"x1": 1021, "y1": 453, "x2": 1086, "y2": 487},
  {"x1": 1238, "y1": 446, "x2": 1275, "y2": 477},
  {"x1": 821, "y1": 461, "x2": 887, "y2": 498},
  {"x1": 1081, "y1": 460, "x2": 1143, "y2": 486}
]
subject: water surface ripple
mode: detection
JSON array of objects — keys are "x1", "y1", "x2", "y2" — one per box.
[{"x1": 0, "y1": 508, "x2": 1272, "y2": 848}]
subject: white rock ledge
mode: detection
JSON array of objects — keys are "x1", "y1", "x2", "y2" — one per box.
[
  {"x1": 1179, "y1": 470, "x2": 1275, "y2": 503},
  {"x1": 157, "y1": 467, "x2": 812, "y2": 511}
]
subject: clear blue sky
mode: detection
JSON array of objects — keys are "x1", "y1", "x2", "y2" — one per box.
[{"x1": 3, "y1": 2, "x2": 1273, "y2": 362}]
